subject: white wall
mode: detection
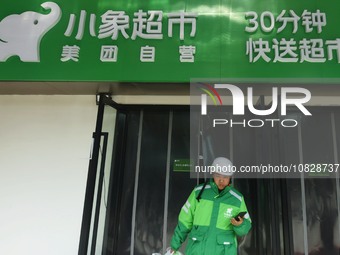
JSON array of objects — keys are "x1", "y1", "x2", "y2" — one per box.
[{"x1": 0, "y1": 95, "x2": 97, "y2": 255}]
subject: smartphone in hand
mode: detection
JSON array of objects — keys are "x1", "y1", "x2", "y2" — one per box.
[{"x1": 234, "y1": 211, "x2": 247, "y2": 221}]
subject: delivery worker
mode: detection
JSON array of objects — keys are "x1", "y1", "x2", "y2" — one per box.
[{"x1": 169, "y1": 157, "x2": 251, "y2": 255}]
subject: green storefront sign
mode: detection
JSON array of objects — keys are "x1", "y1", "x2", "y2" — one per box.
[{"x1": 0, "y1": 0, "x2": 340, "y2": 82}]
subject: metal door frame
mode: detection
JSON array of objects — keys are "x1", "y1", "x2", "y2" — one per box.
[
  {"x1": 78, "y1": 94, "x2": 189, "y2": 255},
  {"x1": 78, "y1": 94, "x2": 120, "y2": 255}
]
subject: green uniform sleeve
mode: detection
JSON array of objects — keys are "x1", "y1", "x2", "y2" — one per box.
[
  {"x1": 170, "y1": 189, "x2": 197, "y2": 250},
  {"x1": 232, "y1": 196, "x2": 252, "y2": 237}
]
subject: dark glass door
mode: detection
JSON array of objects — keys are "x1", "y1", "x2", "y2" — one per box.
[{"x1": 79, "y1": 100, "x2": 340, "y2": 255}]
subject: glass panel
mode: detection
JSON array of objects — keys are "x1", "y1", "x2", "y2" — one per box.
[
  {"x1": 304, "y1": 178, "x2": 338, "y2": 255},
  {"x1": 96, "y1": 106, "x2": 117, "y2": 254},
  {"x1": 167, "y1": 111, "x2": 197, "y2": 254},
  {"x1": 133, "y1": 111, "x2": 169, "y2": 255},
  {"x1": 115, "y1": 111, "x2": 141, "y2": 255},
  {"x1": 87, "y1": 104, "x2": 117, "y2": 255},
  {"x1": 232, "y1": 115, "x2": 259, "y2": 253},
  {"x1": 87, "y1": 134, "x2": 106, "y2": 255},
  {"x1": 190, "y1": 111, "x2": 232, "y2": 168},
  {"x1": 233, "y1": 179, "x2": 257, "y2": 255},
  {"x1": 287, "y1": 179, "x2": 305, "y2": 255},
  {"x1": 99, "y1": 106, "x2": 340, "y2": 255},
  {"x1": 279, "y1": 112, "x2": 304, "y2": 255},
  {"x1": 334, "y1": 110, "x2": 340, "y2": 254},
  {"x1": 301, "y1": 111, "x2": 338, "y2": 255}
]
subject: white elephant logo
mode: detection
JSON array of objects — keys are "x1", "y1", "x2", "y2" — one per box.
[
  {"x1": 224, "y1": 208, "x2": 233, "y2": 218},
  {"x1": 0, "y1": 2, "x2": 61, "y2": 62}
]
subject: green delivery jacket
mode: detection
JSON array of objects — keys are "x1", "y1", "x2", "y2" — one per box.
[{"x1": 170, "y1": 180, "x2": 251, "y2": 255}]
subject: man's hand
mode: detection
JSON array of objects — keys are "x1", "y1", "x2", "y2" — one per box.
[{"x1": 231, "y1": 216, "x2": 244, "y2": 226}]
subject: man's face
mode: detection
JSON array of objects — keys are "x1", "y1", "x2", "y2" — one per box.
[{"x1": 213, "y1": 173, "x2": 231, "y2": 190}]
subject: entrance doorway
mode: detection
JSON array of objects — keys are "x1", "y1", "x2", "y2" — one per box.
[{"x1": 79, "y1": 94, "x2": 340, "y2": 255}]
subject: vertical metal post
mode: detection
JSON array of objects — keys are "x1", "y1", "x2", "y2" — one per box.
[
  {"x1": 197, "y1": 115, "x2": 204, "y2": 184},
  {"x1": 163, "y1": 111, "x2": 173, "y2": 253},
  {"x1": 130, "y1": 110, "x2": 144, "y2": 255},
  {"x1": 298, "y1": 121, "x2": 308, "y2": 255},
  {"x1": 331, "y1": 113, "x2": 340, "y2": 246},
  {"x1": 229, "y1": 113, "x2": 233, "y2": 162},
  {"x1": 229, "y1": 113, "x2": 234, "y2": 185}
]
